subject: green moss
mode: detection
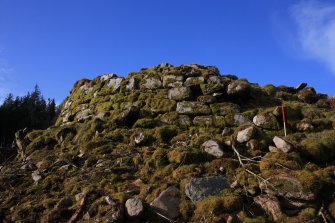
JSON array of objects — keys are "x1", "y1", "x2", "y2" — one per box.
[
  {"x1": 236, "y1": 167, "x2": 259, "y2": 188},
  {"x1": 194, "y1": 192, "x2": 243, "y2": 221},
  {"x1": 26, "y1": 135, "x2": 57, "y2": 154},
  {"x1": 168, "y1": 147, "x2": 205, "y2": 164},
  {"x1": 259, "y1": 152, "x2": 302, "y2": 172},
  {"x1": 294, "y1": 170, "x2": 321, "y2": 193},
  {"x1": 210, "y1": 102, "x2": 240, "y2": 116},
  {"x1": 300, "y1": 130, "x2": 335, "y2": 163},
  {"x1": 133, "y1": 118, "x2": 159, "y2": 128},
  {"x1": 262, "y1": 84, "x2": 278, "y2": 96},
  {"x1": 172, "y1": 164, "x2": 202, "y2": 181},
  {"x1": 200, "y1": 83, "x2": 224, "y2": 95},
  {"x1": 160, "y1": 112, "x2": 179, "y2": 125},
  {"x1": 145, "y1": 98, "x2": 176, "y2": 113}
]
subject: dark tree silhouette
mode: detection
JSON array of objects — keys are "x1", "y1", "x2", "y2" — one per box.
[{"x1": 0, "y1": 85, "x2": 58, "y2": 146}]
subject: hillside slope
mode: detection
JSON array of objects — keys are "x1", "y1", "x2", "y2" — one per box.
[{"x1": 1, "y1": 64, "x2": 335, "y2": 223}]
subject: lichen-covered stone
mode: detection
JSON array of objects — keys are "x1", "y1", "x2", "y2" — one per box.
[
  {"x1": 227, "y1": 79, "x2": 250, "y2": 95},
  {"x1": 168, "y1": 87, "x2": 191, "y2": 101},
  {"x1": 142, "y1": 76, "x2": 162, "y2": 89},
  {"x1": 150, "y1": 186, "x2": 181, "y2": 220},
  {"x1": 176, "y1": 101, "x2": 211, "y2": 115},
  {"x1": 125, "y1": 198, "x2": 144, "y2": 218},
  {"x1": 253, "y1": 113, "x2": 279, "y2": 130},
  {"x1": 200, "y1": 83, "x2": 224, "y2": 95},
  {"x1": 162, "y1": 75, "x2": 183, "y2": 88},
  {"x1": 202, "y1": 140, "x2": 224, "y2": 158},
  {"x1": 185, "y1": 176, "x2": 229, "y2": 202},
  {"x1": 236, "y1": 126, "x2": 255, "y2": 143},
  {"x1": 107, "y1": 77, "x2": 124, "y2": 92},
  {"x1": 210, "y1": 102, "x2": 240, "y2": 116},
  {"x1": 184, "y1": 76, "x2": 204, "y2": 86},
  {"x1": 146, "y1": 98, "x2": 176, "y2": 113}
]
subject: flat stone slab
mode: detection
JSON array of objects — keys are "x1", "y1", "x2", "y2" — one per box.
[{"x1": 185, "y1": 176, "x2": 228, "y2": 202}]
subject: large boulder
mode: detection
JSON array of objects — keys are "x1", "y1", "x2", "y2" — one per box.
[{"x1": 185, "y1": 176, "x2": 228, "y2": 202}]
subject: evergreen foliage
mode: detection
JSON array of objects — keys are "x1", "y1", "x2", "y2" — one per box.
[{"x1": 0, "y1": 85, "x2": 58, "y2": 146}]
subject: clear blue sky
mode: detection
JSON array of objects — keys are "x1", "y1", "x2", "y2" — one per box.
[{"x1": 1, "y1": 0, "x2": 335, "y2": 104}]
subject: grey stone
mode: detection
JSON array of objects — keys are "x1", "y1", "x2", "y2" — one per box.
[
  {"x1": 253, "y1": 113, "x2": 279, "y2": 130},
  {"x1": 176, "y1": 101, "x2": 211, "y2": 115},
  {"x1": 210, "y1": 103, "x2": 240, "y2": 116},
  {"x1": 107, "y1": 77, "x2": 124, "y2": 92},
  {"x1": 125, "y1": 198, "x2": 144, "y2": 218},
  {"x1": 237, "y1": 127, "x2": 255, "y2": 143},
  {"x1": 76, "y1": 109, "x2": 92, "y2": 122},
  {"x1": 168, "y1": 87, "x2": 191, "y2": 101},
  {"x1": 296, "y1": 122, "x2": 314, "y2": 132},
  {"x1": 32, "y1": 170, "x2": 42, "y2": 182},
  {"x1": 273, "y1": 136, "x2": 293, "y2": 153},
  {"x1": 202, "y1": 140, "x2": 224, "y2": 158},
  {"x1": 234, "y1": 114, "x2": 251, "y2": 125},
  {"x1": 162, "y1": 75, "x2": 183, "y2": 88},
  {"x1": 151, "y1": 186, "x2": 181, "y2": 220},
  {"x1": 178, "y1": 115, "x2": 192, "y2": 127},
  {"x1": 125, "y1": 78, "x2": 137, "y2": 91},
  {"x1": 200, "y1": 83, "x2": 224, "y2": 95},
  {"x1": 193, "y1": 116, "x2": 213, "y2": 127},
  {"x1": 207, "y1": 75, "x2": 222, "y2": 85},
  {"x1": 197, "y1": 95, "x2": 217, "y2": 104},
  {"x1": 227, "y1": 80, "x2": 250, "y2": 95},
  {"x1": 143, "y1": 77, "x2": 162, "y2": 89},
  {"x1": 133, "y1": 132, "x2": 146, "y2": 145},
  {"x1": 63, "y1": 100, "x2": 73, "y2": 110},
  {"x1": 185, "y1": 176, "x2": 228, "y2": 202},
  {"x1": 79, "y1": 84, "x2": 93, "y2": 94},
  {"x1": 184, "y1": 76, "x2": 204, "y2": 86},
  {"x1": 100, "y1": 73, "x2": 117, "y2": 82}
]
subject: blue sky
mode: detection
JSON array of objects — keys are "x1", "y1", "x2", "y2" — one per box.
[{"x1": 0, "y1": 0, "x2": 335, "y2": 104}]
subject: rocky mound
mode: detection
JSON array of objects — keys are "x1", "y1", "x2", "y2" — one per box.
[{"x1": 1, "y1": 63, "x2": 335, "y2": 223}]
